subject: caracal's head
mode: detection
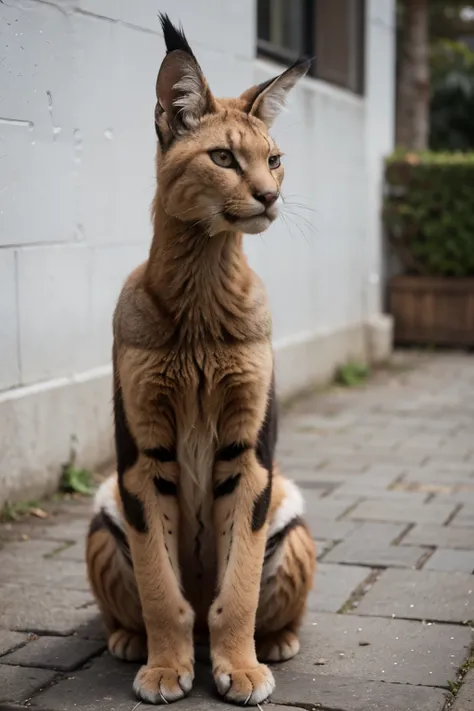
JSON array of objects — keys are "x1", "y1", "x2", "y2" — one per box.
[{"x1": 154, "y1": 14, "x2": 309, "y2": 236}]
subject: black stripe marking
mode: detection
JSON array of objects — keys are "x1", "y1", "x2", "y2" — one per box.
[
  {"x1": 255, "y1": 372, "x2": 278, "y2": 473},
  {"x1": 89, "y1": 510, "x2": 132, "y2": 565},
  {"x1": 88, "y1": 510, "x2": 106, "y2": 537},
  {"x1": 194, "y1": 507, "x2": 205, "y2": 577},
  {"x1": 252, "y1": 475, "x2": 272, "y2": 532},
  {"x1": 264, "y1": 516, "x2": 305, "y2": 562},
  {"x1": 143, "y1": 446, "x2": 176, "y2": 462},
  {"x1": 213, "y1": 473, "x2": 241, "y2": 499},
  {"x1": 252, "y1": 372, "x2": 277, "y2": 532},
  {"x1": 154, "y1": 476, "x2": 178, "y2": 496},
  {"x1": 113, "y1": 350, "x2": 147, "y2": 535},
  {"x1": 216, "y1": 442, "x2": 249, "y2": 462},
  {"x1": 119, "y1": 488, "x2": 147, "y2": 535}
]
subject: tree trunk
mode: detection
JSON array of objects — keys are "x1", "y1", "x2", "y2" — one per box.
[{"x1": 396, "y1": 0, "x2": 430, "y2": 150}]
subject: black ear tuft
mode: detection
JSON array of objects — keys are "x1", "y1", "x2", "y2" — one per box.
[{"x1": 158, "y1": 13, "x2": 194, "y2": 57}]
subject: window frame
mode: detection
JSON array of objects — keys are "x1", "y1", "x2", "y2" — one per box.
[{"x1": 256, "y1": 0, "x2": 366, "y2": 96}]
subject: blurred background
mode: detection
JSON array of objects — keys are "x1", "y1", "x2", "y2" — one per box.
[{"x1": 1, "y1": 0, "x2": 473, "y2": 508}]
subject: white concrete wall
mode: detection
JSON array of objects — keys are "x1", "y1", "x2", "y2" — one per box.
[
  {"x1": 0, "y1": 0, "x2": 395, "y2": 505},
  {"x1": 364, "y1": 0, "x2": 397, "y2": 318}
]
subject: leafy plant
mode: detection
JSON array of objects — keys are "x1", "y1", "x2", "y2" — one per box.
[
  {"x1": 1, "y1": 500, "x2": 42, "y2": 522},
  {"x1": 60, "y1": 465, "x2": 95, "y2": 496},
  {"x1": 446, "y1": 652, "x2": 474, "y2": 697},
  {"x1": 336, "y1": 362, "x2": 369, "y2": 387},
  {"x1": 447, "y1": 678, "x2": 462, "y2": 696},
  {"x1": 384, "y1": 151, "x2": 474, "y2": 276}
]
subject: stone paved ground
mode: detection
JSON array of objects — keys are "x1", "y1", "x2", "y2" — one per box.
[{"x1": 1, "y1": 351, "x2": 474, "y2": 711}]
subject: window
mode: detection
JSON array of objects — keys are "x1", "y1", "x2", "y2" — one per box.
[{"x1": 257, "y1": 0, "x2": 366, "y2": 95}]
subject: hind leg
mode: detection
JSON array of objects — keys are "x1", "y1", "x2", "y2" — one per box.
[
  {"x1": 86, "y1": 511, "x2": 147, "y2": 662},
  {"x1": 256, "y1": 506, "x2": 316, "y2": 663}
]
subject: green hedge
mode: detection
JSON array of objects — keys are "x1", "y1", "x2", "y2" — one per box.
[{"x1": 384, "y1": 151, "x2": 474, "y2": 277}]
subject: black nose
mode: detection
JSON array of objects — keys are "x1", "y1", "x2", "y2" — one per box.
[{"x1": 254, "y1": 191, "x2": 279, "y2": 208}]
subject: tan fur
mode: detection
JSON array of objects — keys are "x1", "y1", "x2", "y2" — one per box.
[
  {"x1": 87, "y1": 473, "x2": 315, "y2": 651},
  {"x1": 86, "y1": 16, "x2": 313, "y2": 706}
]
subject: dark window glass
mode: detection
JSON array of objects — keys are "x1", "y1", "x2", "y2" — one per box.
[
  {"x1": 256, "y1": 0, "x2": 365, "y2": 95},
  {"x1": 257, "y1": 0, "x2": 271, "y2": 43}
]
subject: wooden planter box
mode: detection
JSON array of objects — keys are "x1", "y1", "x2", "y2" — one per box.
[{"x1": 389, "y1": 275, "x2": 474, "y2": 346}]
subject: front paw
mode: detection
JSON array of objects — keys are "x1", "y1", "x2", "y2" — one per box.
[
  {"x1": 133, "y1": 664, "x2": 194, "y2": 704},
  {"x1": 214, "y1": 664, "x2": 275, "y2": 705}
]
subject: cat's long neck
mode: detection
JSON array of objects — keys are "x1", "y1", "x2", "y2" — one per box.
[{"x1": 144, "y1": 195, "x2": 254, "y2": 342}]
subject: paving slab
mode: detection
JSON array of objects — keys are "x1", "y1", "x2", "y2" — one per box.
[
  {"x1": 0, "y1": 539, "x2": 66, "y2": 559},
  {"x1": 277, "y1": 434, "x2": 322, "y2": 453},
  {"x1": 433, "y1": 490, "x2": 474, "y2": 505},
  {"x1": 28, "y1": 651, "x2": 450, "y2": 711},
  {"x1": 327, "y1": 521, "x2": 408, "y2": 543},
  {"x1": 332, "y1": 484, "x2": 429, "y2": 500},
  {"x1": 309, "y1": 564, "x2": 370, "y2": 613},
  {"x1": 402, "y1": 469, "x2": 474, "y2": 487},
  {"x1": 52, "y1": 541, "x2": 87, "y2": 562},
  {"x1": 305, "y1": 518, "x2": 360, "y2": 541},
  {"x1": 304, "y1": 497, "x2": 360, "y2": 521},
  {"x1": 324, "y1": 522, "x2": 426, "y2": 568},
  {"x1": 287, "y1": 413, "x2": 357, "y2": 431},
  {"x1": 317, "y1": 457, "x2": 370, "y2": 473},
  {"x1": 325, "y1": 538, "x2": 426, "y2": 568},
  {"x1": 0, "y1": 583, "x2": 97, "y2": 635},
  {"x1": 401, "y1": 524, "x2": 474, "y2": 549},
  {"x1": 1, "y1": 557, "x2": 89, "y2": 591},
  {"x1": 324, "y1": 451, "x2": 429, "y2": 467},
  {"x1": 421, "y1": 461, "x2": 474, "y2": 474},
  {"x1": 328, "y1": 474, "x2": 404, "y2": 492},
  {"x1": 362, "y1": 464, "x2": 411, "y2": 478},
  {"x1": 0, "y1": 665, "x2": 56, "y2": 703},
  {"x1": 1, "y1": 536, "x2": 87, "y2": 565},
  {"x1": 290, "y1": 469, "x2": 350, "y2": 484},
  {"x1": 424, "y1": 549, "x2": 474, "y2": 574},
  {"x1": 2, "y1": 635, "x2": 105, "y2": 671},
  {"x1": 347, "y1": 499, "x2": 457, "y2": 524},
  {"x1": 451, "y1": 506, "x2": 474, "y2": 528},
  {"x1": 399, "y1": 435, "x2": 445, "y2": 449},
  {"x1": 452, "y1": 668, "x2": 474, "y2": 711},
  {"x1": 0, "y1": 632, "x2": 27, "y2": 658},
  {"x1": 279, "y1": 456, "x2": 328, "y2": 472},
  {"x1": 30, "y1": 656, "x2": 208, "y2": 711},
  {"x1": 425, "y1": 454, "x2": 474, "y2": 467},
  {"x1": 271, "y1": 671, "x2": 448, "y2": 711},
  {"x1": 315, "y1": 540, "x2": 334, "y2": 560},
  {"x1": 0, "y1": 518, "x2": 89, "y2": 545},
  {"x1": 355, "y1": 569, "x2": 474, "y2": 623},
  {"x1": 73, "y1": 614, "x2": 106, "y2": 641},
  {"x1": 279, "y1": 612, "x2": 470, "y2": 687}
]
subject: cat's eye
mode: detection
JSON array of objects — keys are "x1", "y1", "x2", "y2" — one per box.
[
  {"x1": 268, "y1": 154, "x2": 281, "y2": 170},
  {"x1": 209, "y1": 149, "x2": 236, "y2": 169}
]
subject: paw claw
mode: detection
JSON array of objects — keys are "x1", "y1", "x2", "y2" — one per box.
[
  {"x1": 133, "y1": 664, "x2": 194, "y2": 704},
  {"x1": 214, "y1": 664, "x2": 275, "y2": 705}
]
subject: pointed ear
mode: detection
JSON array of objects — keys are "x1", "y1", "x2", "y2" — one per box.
[
  {"x1": 156, "y1": 50, "x2": 216, "y2": 134},
  {"x1": 241, "y1": 58, "x2": 310, "y2": 128}
]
